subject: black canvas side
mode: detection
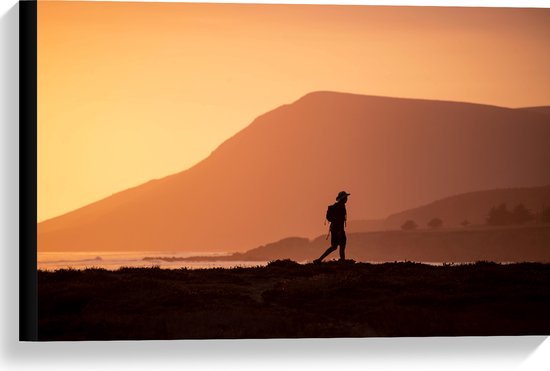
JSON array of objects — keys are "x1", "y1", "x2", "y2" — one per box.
[{"x1": 19, "y1": 0, "x2": 37, "y2": 342}]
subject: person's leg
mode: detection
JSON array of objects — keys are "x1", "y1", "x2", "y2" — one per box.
[
  {"x1": 339, "y1": 233, "x2": 347, "y2": 260},
  {"x1": 316, "y1": 245, "x2": 336, "y2": 262},
  {"x1": 339, "y1": 242, "x2": 346, "y2": 260}
]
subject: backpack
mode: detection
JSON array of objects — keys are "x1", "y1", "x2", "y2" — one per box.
[{"x1": 326, "y1": 203, "x2": 337, "y2": 223}]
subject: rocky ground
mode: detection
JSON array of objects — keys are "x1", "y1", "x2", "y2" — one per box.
[{"x1": 38, "y1": 260, "x2": 550, "y2": 340}]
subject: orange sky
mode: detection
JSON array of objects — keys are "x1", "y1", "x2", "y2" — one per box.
[{"x1": 37, "y1": 1, "x2": 550, "y2": 222}]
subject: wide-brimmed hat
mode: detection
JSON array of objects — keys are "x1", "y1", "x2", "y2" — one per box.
[{"x1": 336, "y1": 191, "x2": 351, "y2": 202}]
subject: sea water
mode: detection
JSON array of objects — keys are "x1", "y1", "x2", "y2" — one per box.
[
  {"x1": 37, "y1": 251, "x2": 269, "y2": 271},
  {"x1": 37, "y1": 251, "x2": 480, "y2": 271}
]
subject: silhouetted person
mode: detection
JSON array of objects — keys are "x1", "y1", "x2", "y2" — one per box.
[{"x1": 314, "y1": 191, "x2": 350, "y2": 263}]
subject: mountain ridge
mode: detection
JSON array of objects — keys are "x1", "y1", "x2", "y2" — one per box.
[
  {"x1": 40, "y1": 92, "x2": 549, "y2": 225},
  {"x1": 168, "y1": 184, "x2": 550, "y2": 263},
  {"x1": 384, "y1": 184, "x2": 550, "y2": 229},
  {"x1": 38, "y1": 91, "x2": 550, "y2": 252}
]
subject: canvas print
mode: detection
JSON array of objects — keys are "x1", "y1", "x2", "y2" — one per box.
[{"x1": 31, "y1": 1, "x2": 550, "y2": 340}]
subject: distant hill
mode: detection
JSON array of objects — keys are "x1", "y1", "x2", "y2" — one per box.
[
  {"x1": 177, "y1": 225, "x2": 550, "y2": 263},
  {"x1": 346, "y1": 219, "x2": 386, "y2": 233},
  {"x1": 38, "y1": 92, "x2": 550, "y2": 252},
  {"x1": 384, "y1": 184, "x2": 550, "y2": 229}
]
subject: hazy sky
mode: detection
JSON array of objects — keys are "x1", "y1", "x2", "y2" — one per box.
[{"x1": 37, "y1": 1, "x2": 550, "y2": 222}]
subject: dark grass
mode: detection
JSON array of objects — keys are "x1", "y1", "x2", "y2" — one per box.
[{"x1": 38, "y1": 260, "x2": 550, "y2": 340}]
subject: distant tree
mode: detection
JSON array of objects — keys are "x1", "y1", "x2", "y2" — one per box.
[
  {"x1": 427, "y1": 217, "x2": 443, "y2": 229},
  {"x1": 541, "y1": 207, "x2": 550, "y2": 224},
  {"x1": 486, "y1": 203, "x2": 512, "y2": 226},
  {"x1": 401, "y1": 220, "x2": 418, "y2": 231},
  {"x1": 461, "y1": 219, "x2": 470, "y2": 227},
  {"x1": 511, "y1": 204, "x2": 534, "y2": 225}
]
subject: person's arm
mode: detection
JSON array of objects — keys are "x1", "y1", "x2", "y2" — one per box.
[{"x1": 344, "y1": 208, "x2": 347, "y2": 227}]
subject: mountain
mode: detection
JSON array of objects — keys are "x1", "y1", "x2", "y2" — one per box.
[
  {"x1": 38, "y1": 92, "x2": 550, "y2": 252},
  {"x1": 172, "y1": 225, "x2": 550, "y2": 263},
  {"x1": 171, "y1": 184, "x2": 550, "y2": 262},
  {"x1": 347, "y1": 219, "x2": 386, "y2": 233},
  {"x1": 384, "y1": 184, "x2": 550, "y2": 229}
]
